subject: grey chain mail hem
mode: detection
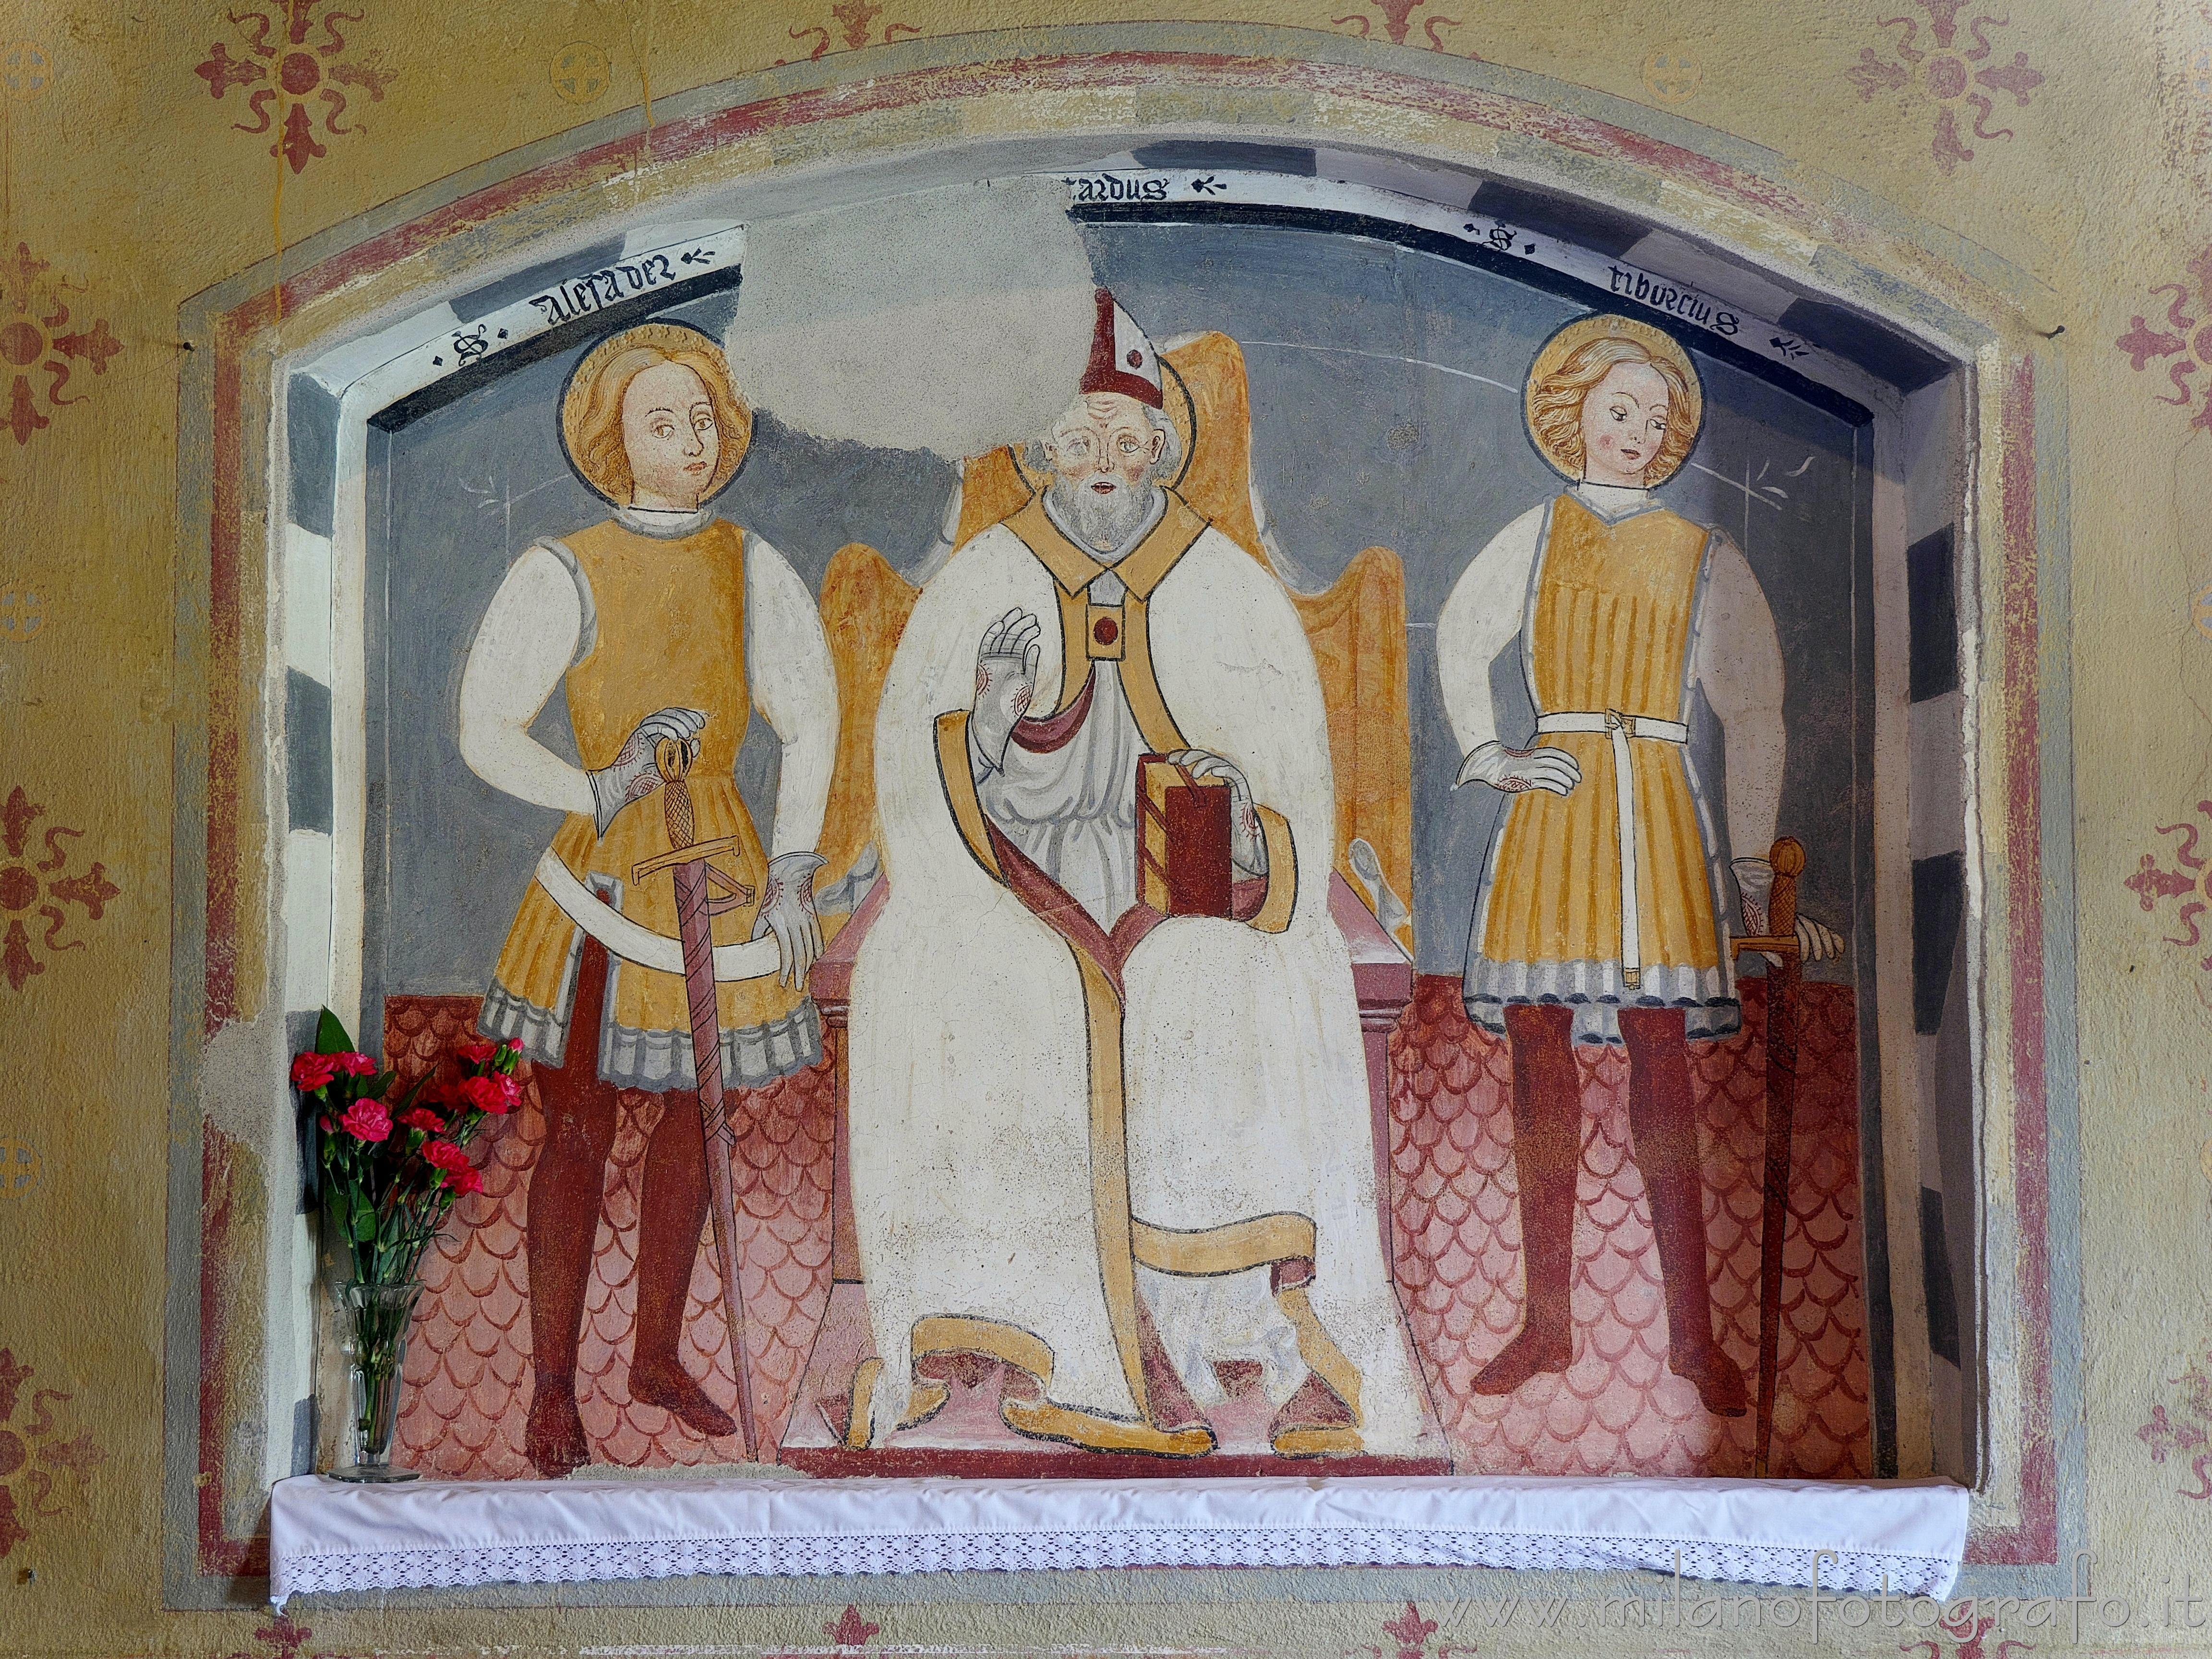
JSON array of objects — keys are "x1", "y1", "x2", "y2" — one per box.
[
  {"x1": 1464, "y1": 955, "x2": 1742, "y2": 1045},
  {"x1": 479, "y1": 977, "x2": 823, "y2": 1091}
]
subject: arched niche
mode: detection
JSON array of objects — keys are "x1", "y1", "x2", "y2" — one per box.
[{"x1": 165, "y1": 24, "x2": 2075, "y2": 1607}]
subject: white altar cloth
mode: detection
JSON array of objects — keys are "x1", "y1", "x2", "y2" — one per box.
[{"x1": 268, "y1": 1473, "x2": 1969, "y2": 1605}]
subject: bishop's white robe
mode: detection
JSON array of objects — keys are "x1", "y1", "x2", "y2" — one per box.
[{"x1": 848, "y1": 488, "x2": 1425, "y2": 1455}]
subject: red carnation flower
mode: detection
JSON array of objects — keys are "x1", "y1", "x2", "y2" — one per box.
[
  {"x1": 397, "y1": 1107, "x2": 444, "y2": 1134},
  {"x1": 338, "y1": 1099, "x2": 392, "y2": 1143},
  {"x1": 291, "y1": 1052, "x2": 340, "y2": 1092},
  {"x1": 457, "y1": 1073, "x2": 518, "y2": 1115},
  {"x1": 457, "y1": 1040, "x2": 497, "y2": 1067},
  {"x1": 446, "y1": 1165, "x2": 485, "y2": 1197},
  {"x1": 503, "y1": 1037, "x2": 523, "y2": 1053},
  {"x1": 333, "y1": 1052, "x2": 379, "y2": 1078},
  {"x1": 421, "y1": 1140, "x2": 470, "y2": 1174}
]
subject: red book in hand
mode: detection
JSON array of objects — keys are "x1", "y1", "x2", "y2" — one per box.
[{"x1": 1137, "y1": 754, "x2": 1233, "y2": 919}]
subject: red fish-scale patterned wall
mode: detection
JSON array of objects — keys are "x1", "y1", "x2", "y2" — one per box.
[
  {"x1": 382, "y1": 976, "x2": 1869, "y2": 1479},
  {"x1": 1388, "y1": 975, "x2": 1871, "y2": 1478},
  {"x1": 384, "y1": 998, "x2": 836, "y2": 1476}
]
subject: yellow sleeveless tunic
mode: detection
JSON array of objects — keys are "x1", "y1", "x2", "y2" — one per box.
[
  {"x1": 1466, "y1": 494, "x2": 1737, "y2": 1044},
  {"x1": 481, "y1": 517, "x2": 818, "y2": 1090}
]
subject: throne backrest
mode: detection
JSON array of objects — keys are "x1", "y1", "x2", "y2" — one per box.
[{"x1": 818, "y1": 332, "x2": 1413, "y2": 953}]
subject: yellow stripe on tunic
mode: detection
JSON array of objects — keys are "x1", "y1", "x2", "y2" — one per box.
[{"x1": 1480, "y1": 494, "x2": 1721, "y2": 976}]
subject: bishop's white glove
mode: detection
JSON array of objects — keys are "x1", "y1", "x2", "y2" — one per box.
[
  {"x1": 970, "y1": 607, "x2": 1041, "y2": 774},
  {"x1": 752, "y1": 851, "x2": 828, "y2": 990},
  {"x1": 1453, "y1": 738, "x2": 1582, "y2": 796},
  {"x1": 1166, "y1": 748, "x2": 1267, "y2": 878},
  {"x1": 588, "y1": 706, "x2": 707, "y2": 838},
  {"x1": 1733, "y1": 856, "x2": 1847, "y2": 964}
]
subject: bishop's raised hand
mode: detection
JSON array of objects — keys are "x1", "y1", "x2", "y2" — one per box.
[{"x1": 970, "y1": 607, "x2": 1041, "y2": 773}]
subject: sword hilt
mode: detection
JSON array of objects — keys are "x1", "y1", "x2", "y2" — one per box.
[
  {"x1": 632, "y1": 738, "x2": 738, "y2": 884},
  {"x1": 656, "y1": 736, "x2": 697, "y2": 851},
  {"x1": 1731, "y1": 837, "x2": 1805, "y2": 960},
  {"x1": 1768, "y1": 837, "x2": 1803, "y2": 940}
]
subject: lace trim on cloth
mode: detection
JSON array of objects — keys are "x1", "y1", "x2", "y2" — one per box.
[
  {"x1": 1465, "y1": 957, "x2": 1741, "y2": 1044},
  {"x1": 268, "y1": 1474, "x2": 1969, "y2": 1606},
  {"x1": 480, "y1": 977, "x2": 823, "y2": 1091}
]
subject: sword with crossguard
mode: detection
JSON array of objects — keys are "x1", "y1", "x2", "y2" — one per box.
[
  {"x1": 1729, "y1": 836, "x2": 1805, "y2": 1480},
  {"x1": 632, "y1": 736, "x2": 765, "y2": 1463}
]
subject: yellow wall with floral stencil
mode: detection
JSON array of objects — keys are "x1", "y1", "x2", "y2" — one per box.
[{"x1": 0, "y1": 1, "x2": 2208, "y2": 1655}]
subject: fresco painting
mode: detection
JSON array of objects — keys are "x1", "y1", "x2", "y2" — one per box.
[
  {"x1": 455, "y1": 322, "x2": 839, "y2": 1474},
  {"x1": 1437, "y1": 314, "x2": 1843, "y2": 1424},
  {"x1": 358, "y1": 182, "x2": 1883, "y2": 1485},
  {"x1": 27, "y1": 0, "x2": 2212, "y2": 1632}
]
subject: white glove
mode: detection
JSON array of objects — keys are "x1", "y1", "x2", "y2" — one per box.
[
  {"x1": 970, "y1": 608, "x2": 1041, "y2": 773},
  {"x1": 751, "y1": 851, "x2": 827, "y2": 990},
  {"x1": 588, "y1": 707, "x2": 707, "y2": 838},
  {"x1": 1733, "y1": 857, "x2": 1846, "y2": 964},
  {"x1": 1166, "y1": 748, "x2": 1266, "y2": 878},
  {"x1": 1453, "y1": 739, "x2": 1581, "y2": 796}
]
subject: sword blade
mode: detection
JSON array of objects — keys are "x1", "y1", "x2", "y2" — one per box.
[{"x1": 669, "y1": 851, "x2": 764, "y2": 1463}]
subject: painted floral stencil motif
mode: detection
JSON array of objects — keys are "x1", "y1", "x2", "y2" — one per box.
[
  {"x1": 2116, "y1": 247, "x2": 2212, "y2": 434},
  {"x1": 0, "y1": 786, "x2": 119, "y2": 992},
  {"x1": 2117, "y1": 799, "x2": 2212, "y2": 998},
  {"x1": 1331, "y1": 0, "x2": 1468, "y2": 51},
  {"x1": 1845, "y1": 0, "x2": 2045, "y2": 174},
  {"x1": 0, "y1": 1346, "x2": 104, "y2": 1557},
  {"x1": 2140, "y1": 1342, "x2": 2212, "y2": 1502},
  {"x1": 782, "y1": 2, "x2": 921, "y2": 62},
  {"x1": 194, "y1": 0, "x2": 395, "y2": 174},
  {"x1": 0, "y1": 243, "x2": 119, "y2": 447}
]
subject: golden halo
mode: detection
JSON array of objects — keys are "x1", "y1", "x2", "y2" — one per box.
[
  {"x1": 1523, "y1": 313, "x2": 1703, "y2": 486},
  {"x1": 1159, "y1": 355, "x2": 1199, "y2": 492},
  {"x1": 559, "y1": 322, "x2": 753, "y2": 506}
]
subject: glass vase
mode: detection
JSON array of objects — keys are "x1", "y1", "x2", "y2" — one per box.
[{"x1": 330, "y1": 1280, "x2": 424, "y2": 1483}]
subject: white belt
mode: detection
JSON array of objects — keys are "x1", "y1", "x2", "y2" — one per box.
[
  {"x1": 1533, "y1": 710, "x2": 1690, "y2": 988},
  {"x1": 534, "y1": 851, "x2": 781, "y2": 983}
]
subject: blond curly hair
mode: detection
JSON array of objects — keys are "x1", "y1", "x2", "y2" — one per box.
[
  {"x1": 567, "y1": 341, "x2": 751, "y2": 505},
  {"x1": 1528, "y1": 335, "x2": 1698, "y2": 482}
]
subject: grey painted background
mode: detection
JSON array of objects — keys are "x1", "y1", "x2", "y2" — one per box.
[{"x1": 363, "y1": 217, "x2": 1870, "y2": 1015}]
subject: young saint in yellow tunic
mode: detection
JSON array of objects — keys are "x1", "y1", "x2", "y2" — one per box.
[
  {"x1": 457, "y1": 324, "x2": 837, "y2": 1475},
  {"x1": 1436, "y1": 316, "x2": 1843, "y2": 1419}
]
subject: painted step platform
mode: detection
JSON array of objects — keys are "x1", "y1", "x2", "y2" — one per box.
[{"x1": 780, "y1": 1282, "x2": 1456, "y2": 1479}]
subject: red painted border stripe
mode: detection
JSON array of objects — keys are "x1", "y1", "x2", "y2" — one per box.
[
  {"x1": 1964, "y1": 358, "x2": 2057, "y2": 1565},
  {"x1": 202, "y1": 316, "x2": 242, "y2": 1032}
]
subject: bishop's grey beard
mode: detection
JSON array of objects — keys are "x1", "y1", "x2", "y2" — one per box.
[{"x1": 1048, "y1": 474, "x2": 1162, "y2": 555}]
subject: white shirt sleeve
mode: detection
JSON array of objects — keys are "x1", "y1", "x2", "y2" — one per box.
[
  {"x1": 1691, "y1": 530, "x2": 1787, "y2": 866},
  {"x1": 745, "y1": 534, "x2": 839, "y2": 860},
  {"x1": 456, "y1": 544, "x2": 595, "y2": 817},
  {"x1": 1435, "y1": 504, "x2": 1547, "y2": 758}
]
